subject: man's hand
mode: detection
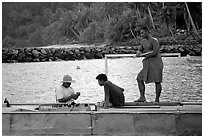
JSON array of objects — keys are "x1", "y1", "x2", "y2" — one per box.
[
  {"x1": 71, "y1": 92, "x2": 80, "y2": 100},
  {"x1": 104, "y1": 101, "x2": 113, "y2": 108},
  {"x1": 136, "y1": 51, "x2": 142, "y2": 57},
  {"x1": 76, "y1": 92, "x2": 81, "y2": 96}
]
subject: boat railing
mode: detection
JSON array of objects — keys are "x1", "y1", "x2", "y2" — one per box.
[{"x1": 104, "y1": 53, "x2": 182, "y2": 103}]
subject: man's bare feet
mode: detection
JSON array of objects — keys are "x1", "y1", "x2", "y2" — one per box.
[{"x1": 134, "y1": 98, "x2": 146, "y2": 102}]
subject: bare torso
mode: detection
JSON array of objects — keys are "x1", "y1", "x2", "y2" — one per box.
[{"x1": 141, "y1": 37, "x2": 159, "y2": 52}]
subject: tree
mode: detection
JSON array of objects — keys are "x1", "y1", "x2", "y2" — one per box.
[
  {"x1": 127, "y1": 2, "x2": 159, "y2": 29},
  {"x1": 8, "y1": 10, "x2": 20, "y2": 28},
  {"x1": 15, "y1": 25, "x2": 28, "y2": 38},
  {"x1": 185, "y1": 2, "x2": 199, "y2": 36},
  {"x1": 2, "y1": 2, "x2": 202, "y2": 47},
  {"x1": 3, "y1": 35, "x2": 14, "y2": 48},
  {"x1": 43, "y1": 8, "x2": 53, "y2": 26},
  {"x1": 20, "y1": 9, "x2": 32, "y2": 25},
  {"x1": 70, "y1": 3, "x2": 91, "y2": 40},
  {"x1": 52, "y1": 8, "x2": 64, "y2": 22},
  {"x1": 29, "y1": 28, "x2": 43, "y2": 47},
  {"x1": 160, "y1": 5, "x2": 176, "y2": 35}
]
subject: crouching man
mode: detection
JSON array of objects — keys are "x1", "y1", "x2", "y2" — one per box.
[{"x1": 96, "y1": 73, "x2": 125, "y2": 108}]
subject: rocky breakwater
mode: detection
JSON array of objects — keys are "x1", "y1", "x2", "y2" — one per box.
[{"x1": 2, "y1": 44, "x2": 202, "y2": 63}]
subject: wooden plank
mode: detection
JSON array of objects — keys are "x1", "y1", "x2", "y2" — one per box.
[
  {"x1": 7, "y1": 103, "x2": 96, "y2": 106},
  {"x1": 4, "y1": 102, "x2": 202, "y2": 108},
  {"x1": 124, "y1": 102, "x2": 182, "y2": 106},
  {"x1": 115, "y1": 106, "x2": 160, "y2": 108},
  {"x1": 182, "y1": 102, "x2": 202, "y2": 105}
]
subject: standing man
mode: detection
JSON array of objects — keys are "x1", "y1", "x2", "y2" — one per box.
[
  {"x1": 135, "y1": 27, "x2": 163, "y2": 103},
  {"x1": 96, "y1": 73, "x2": 125, "y2": 108}
]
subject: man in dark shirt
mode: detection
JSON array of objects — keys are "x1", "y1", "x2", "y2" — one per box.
[{"x1": 96, "y1": 74, "x2": 125, "y2": 108}]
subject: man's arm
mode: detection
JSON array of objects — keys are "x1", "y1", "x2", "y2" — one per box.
[
  {"x1": 136, "y1": 40, "x2": 145, "y2": 57},
  {"x1": 58, "y1": 93, "x2": 80, "y2": 103},
  {"x1": 104, "y1": 84, "x2": 111, "y2": 108},
  {"x1": 145, "y1": 38, "x2": 160, "y2": 58}
]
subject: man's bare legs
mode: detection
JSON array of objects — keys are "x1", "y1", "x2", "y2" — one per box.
[
  {"x1": 155, "y1": 82, "x2": 162, "y2": 102},
  {"x1": 135, "y1": 79, "x2": 146, "y2": 102},
  {"x1": 135, "y1": 80, "x2": 162, "y2": 102}
]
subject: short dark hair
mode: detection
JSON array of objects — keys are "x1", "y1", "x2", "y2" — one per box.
[
  {"x1": 96, "y1": 74, "x2": 108, "y2": 81},
  {"x1": 140, "y1": 26, "x2": 150, "y2": 32}
]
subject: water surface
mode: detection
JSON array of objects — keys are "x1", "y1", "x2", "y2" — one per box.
[{"x1": 2, "y1": 56, "x2": 202, "y2": 103}]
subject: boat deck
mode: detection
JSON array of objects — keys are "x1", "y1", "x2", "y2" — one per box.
[
  {"x1": 2, "y1": 102, "x2": 202, "y2": 136},
  {"x1": 2, "y1": 102, "x2": 202, "y2": 113}
]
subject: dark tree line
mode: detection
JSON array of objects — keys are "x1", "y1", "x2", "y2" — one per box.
[{"x1": 2, "y1": 2, "x2": 202, "y2": 48}]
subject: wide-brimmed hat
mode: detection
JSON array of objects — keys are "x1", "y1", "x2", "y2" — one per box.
[{"x1": 61, "y1": 75, "x2": 76, "y2": 83}]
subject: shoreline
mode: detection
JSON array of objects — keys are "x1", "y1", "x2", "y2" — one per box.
[{"x1": 2, "y1": 44, "x2": 202, "y2": 63}]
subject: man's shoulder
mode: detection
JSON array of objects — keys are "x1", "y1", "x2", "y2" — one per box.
[
  {"x1": 105, "y1": 81, "x2": 112, "y2": 85},
  {"x1": 104, "y1": 81, "x2": 111, "y2": 88},
  {"x1": 68, "y1": 87, "x2": 74, "y2": 91},
  {"x1": 106, "y1": 81, "x2": 120, "y2": 88},
  {"x1": 56, "y1": 85, "x2": 63, "y2": 91}
]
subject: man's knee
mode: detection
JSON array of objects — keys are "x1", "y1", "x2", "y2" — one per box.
[
  {"x1": 137, "y1": 79, "x2": 142, "y2": 82},
  {"x1": 137, "y1": 79, "x2": 144, "y2": 84}
]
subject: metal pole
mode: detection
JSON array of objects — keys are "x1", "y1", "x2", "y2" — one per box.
[
  {"x1": 178, "y1": 53, "x2": 182, "y2": 103},
  {"x1": 105, "y1": 56, "x2": 108, "y2": 76}
]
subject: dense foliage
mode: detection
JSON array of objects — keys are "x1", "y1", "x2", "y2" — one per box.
[{"x1": 2, "y1": 2, "x2": 202, "y2": 48}]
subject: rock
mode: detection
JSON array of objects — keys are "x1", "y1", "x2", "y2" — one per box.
[
  {"x1": 178, "y1": 47, "x2": 185, "y2": 52},
  {"x1": 55, "y1": 48, "x2": 64, "y2": 55},
  {"x1": 2, "y1": 49, "x2": 9, "y2": 54},
  {"x1": 95, "y1": 48, "x2": 102, "y2": 52},
  {"x1": 94, "y1": 53, "x2": 103, "y2": 59},
  {"x1": 40, "y1": 58, "x2": 46, "y2": 62},
  {"x1": 32, "y1": 50, "x2": 41, "y2": 58},
  {"x1": 68, "y1": 50, "x2": 74, "y2": 55},
  {"x1": 8, "y1": 49, "x2": 18, "y2": 57},
  {"x1": 34, "y1": 47, "x2": 41, "y2": 51},
  {"x1": 80, "y1": 50, "x2": 85, "y2": 55},
  {"x1": 189, "y1": 51, "x2": 196, "y2": 56},
  {"x1": 26, "y1": 57, "x2": 33, "y2": 62},
  {"x1": 41, "y1": 49, "x2": 47, "y2": 55},
  {"x1": 33, "y1": 58, "x2": 40, "y2": 62},
  {"x1": 2, "y1": 54, "x2": 8, "y2": 62},
  {"x1": 50, "y1": 48, "x2": 56, "y2": 55},
  {"x1": 64, "y1": 48, "x2": 70, "y2": 53},
  {"x1": 24, "y1": 49, "x2": 32, "y2": 56},
  {"x1": 54, "y1": 48, "x2": 64, "y2": 59},
  {"x1": 74, "y1": 49, "x2": 80, "y2": 54},
  {"x1": 193, "y1": 46, "x2": 202, "y2": 56},
  {"x1": 75, "y1": 53, "x2": 83, "y2": 60},
  {"x1": 1, "y1": 44, "x2": 202, "y2": 63},
  {"x1": 17, "y1": 52, "x2": 26, "y2": 62},
  {"x1": 85, "y1": 47, "x2": 91, "y2": 53},
  {"x1": 84, "y1": 52, "x2": 94, "y2": 59},
  {"x1": 24, "y1": 48, "x2": 32, "y2": 53}
]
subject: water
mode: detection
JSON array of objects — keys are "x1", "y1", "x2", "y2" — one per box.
[{"x1": 2, "y1": 57, "x2": 202, "y2": 103}]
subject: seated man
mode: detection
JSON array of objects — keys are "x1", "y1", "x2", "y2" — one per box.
[
  {"x1": 56, "y1": 75, "x2": 80, "y2": 103},
  {"x1": 96, "y1": 73, "x2": 125, "y2": 108}
]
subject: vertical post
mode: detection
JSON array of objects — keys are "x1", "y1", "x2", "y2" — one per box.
[
  {"x1": 178, "y1": 53, "x2": 182, "y2": 103},
  {"x1": 105, "y1": 56, "x2": 108, "y2": 76}
]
